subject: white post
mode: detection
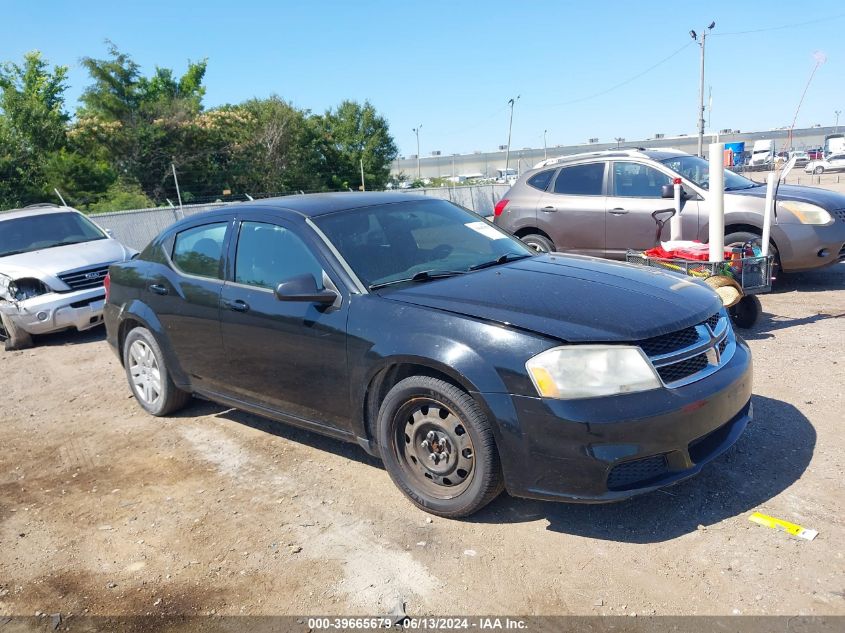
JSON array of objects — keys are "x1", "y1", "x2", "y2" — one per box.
[
  {"x1": 708, "y1": 142, "x2": 725, "y2": 262},
  {"x1": 761, "y1": 172, "x2": 775, "y2": 258},
  {"x1": 670, "y1": 179, "x2": 683, "y2": 240}
]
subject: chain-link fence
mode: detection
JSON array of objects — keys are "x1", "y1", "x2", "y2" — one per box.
[{"x1": 90, "y1": 185, "x2": 511, "y2": 251}]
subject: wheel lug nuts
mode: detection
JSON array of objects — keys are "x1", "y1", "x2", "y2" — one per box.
[
  {"x1": 421, "y1": 440, "x2": 429, "y2": 449},
  {"x1": 429, "y1": 454, "x2": 439, "y2": 464},
  {"x1": 426, "y1": 431, "x2": 436, "y2": 442}
]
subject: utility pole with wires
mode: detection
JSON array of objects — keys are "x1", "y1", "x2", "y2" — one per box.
[
  {"x1": 504, "y1": 95, "x2": 520, "y2": 180},
  {"x1": 543, "y1": 129, "x2": 548, "y2": 160},
  {"x1": 690, "y1": 21, "x2": 716, "y2": 157},
  {"x1": 835, "y1": 110, "x2": 841, "y2": 134}
]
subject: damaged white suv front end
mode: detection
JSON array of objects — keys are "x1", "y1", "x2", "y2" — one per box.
[{"x1": 0, "y1": 205, "x2": 135, "y2": 350}]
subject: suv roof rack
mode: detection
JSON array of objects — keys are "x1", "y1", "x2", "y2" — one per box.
[{"x1": 23, "y1": 203, "x2": 62, "y2": 209}]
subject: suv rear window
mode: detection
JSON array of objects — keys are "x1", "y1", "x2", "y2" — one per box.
[
  {"x1": 527, "y1": 170, "x2": 554, "y2": 191},
  {"x1": 553, "y1": 163, "x2": 605, "y2": 196}
]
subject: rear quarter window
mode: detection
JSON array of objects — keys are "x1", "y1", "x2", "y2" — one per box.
[{"x1": 527, "y1": 170, "x2": 555, "y2": 191}]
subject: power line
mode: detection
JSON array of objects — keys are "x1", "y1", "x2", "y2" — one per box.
[
  {"x1": 542, "y1": 41, "x2": 695, "y2": 108},
  {"x1": 712, "y1": 12, "x2": 845, "y2": 36}
]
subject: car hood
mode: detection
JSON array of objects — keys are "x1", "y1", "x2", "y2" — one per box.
[
  {"x1": 381, "y1": 254, "x2": 722, "y2": 342},
  {"x1": 0, "y1": 239, "x2": 133, "y2": 289},
  {"x1": 728, "y1": 183, "x2": 845, "y2": 210}
]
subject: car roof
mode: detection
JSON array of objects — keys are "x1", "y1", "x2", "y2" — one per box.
[
  {"x1": 0, "y1": 204, "x2": 81, "y2": 221},
  {"x1": 532, "y1": 148, "x2": 689, "y2": 171}
]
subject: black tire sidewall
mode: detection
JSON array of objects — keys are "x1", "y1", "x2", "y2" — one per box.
[
  {"x1": 724, "y1": 230, "x2": 781, "y2": 279},
  {"x1": 376, "y1": 376, "x2": 501, "y2": 517},
  {"x1": 730, "y1": 294, "x2": 761, "y2": 329}
]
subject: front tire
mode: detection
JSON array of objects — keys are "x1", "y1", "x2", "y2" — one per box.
[
  {"x1": 724, "y1": 230, "x2": 781, "y2": 282},
  {"x1": 123, "y1": 326, "x2": 191, "y2": 416},
  {"x1": 521, "y1": 233, "x2": 555, "y2": 253},
  {"x1": 376, "y1": 376, "x2": 504, "y2": 518},
  {"x1": 0, "y1": 313, "x2": 34, "y2": 351},
  {"x1": 813, "y1": 166, "x2": 824, "y2": 175}
]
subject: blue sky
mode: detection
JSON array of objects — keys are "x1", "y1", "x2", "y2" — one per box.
[{"x1": 4, "y1": 1, "x2": 844, "y2": 156}]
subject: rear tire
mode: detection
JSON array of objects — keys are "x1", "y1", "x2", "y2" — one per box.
[
  {"x1": 521, "y1": 233, "x2": 555, "y2": 253},
  {"x1": 122, "y1": 326, "x2": 191, "y2": 416},
  {"x1": 376, "y1": 376, "x2": 504, "y2": 518},
  {"x1": 0, "y1": 313, "x2": 34, "y2": 351},
  {"x1": 724, "y1": 230, "x2": 781, "y2": 282}
]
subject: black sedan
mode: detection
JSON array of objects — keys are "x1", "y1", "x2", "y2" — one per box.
[{"x1": 104, "y1": 193, "x2": 753, "y2": 517}]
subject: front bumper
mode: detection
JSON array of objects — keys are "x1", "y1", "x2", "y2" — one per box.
[
  {"x1": 0, "y1": 287, "x2": 106, "y2": 336},
  {"x1": 773, "y1": 220, "x2": 845, "y2": 272},
  {"x1": 479, "y1": 337, "x2": 753, "y2": 503}
]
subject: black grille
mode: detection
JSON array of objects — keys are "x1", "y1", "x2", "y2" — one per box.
[
  {"x1": 58, "y1": 265, "x2": 110, "y2": 291},
  {"x1": 607, "y1": 454, "x2": 669, "y2": 490},
  {"x1": 706, "y1": 313, "x2": 721, "y2": 330},
  {"x1": 637, "y1": 326, "x2": 700, "y2": 356},
  {"x1": 831, "y1": 208, "x2": 845, "y2": 222},
  {"x1": 656, "y1": 353, "x2": 708, "y2": 383},
  {"x1": 718, "y1": 339, "x2": 728, "y2": 355},
  {"x1": 689, "y1": 418, "x2": 737, "y2": 463},
  {"x1": 838, "y1": 243, "x2": 845, "y2": 260}
]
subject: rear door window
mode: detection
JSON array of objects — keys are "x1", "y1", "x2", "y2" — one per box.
[
  {"x1": 171, "y1": 222, "x2": 227, "y2": 279},
  {"x1": 553, "y1": 163, "x2": 605, "y2": 195},
  {"x1": 611, "y1": 162, "x2": 673, "y2": 198}
]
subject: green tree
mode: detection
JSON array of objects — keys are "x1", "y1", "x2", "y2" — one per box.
[{"x1": 315, "y1": 100, "x2": 398, "y2": 190}]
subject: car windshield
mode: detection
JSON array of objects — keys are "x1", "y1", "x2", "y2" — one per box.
[
  {"x1": 313, "y1": 199, "x2": 534, "y2": 289},
  {"x1": 0, "y1": 212, "x2": 107, "y2": 257},
  {"x1": 660, "y1": 155, "x2": 759, "y2": 191}
]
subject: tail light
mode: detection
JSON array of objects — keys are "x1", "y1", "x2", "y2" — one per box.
[
  {"x1": 493, "y1": 198, "x2": 510, "y2": 217},
  {"x1": 104, "y1": 272, "x2": 111, "y2": 303}
]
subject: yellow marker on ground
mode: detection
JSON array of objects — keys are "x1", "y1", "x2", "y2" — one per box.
[{"x1": 749, "y1": 512, "x2": 818, "y2": 541}]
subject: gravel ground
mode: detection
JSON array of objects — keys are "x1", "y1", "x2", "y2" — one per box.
[{"x1": 0, "y1": 263, "x2": 843, "y2": 622}]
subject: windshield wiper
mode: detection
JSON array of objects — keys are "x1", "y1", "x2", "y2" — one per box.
[
  {"x1": 368, "y1": 269, "x2": 465, "y2": 290},
  {"x1": 468, "y1": 253, "x2": 532, "y2": 271}
]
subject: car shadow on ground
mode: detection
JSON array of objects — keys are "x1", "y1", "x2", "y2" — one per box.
[
  {"x1": 770, "y1": 261, "x2": 845, "y2": 294},
  {"x1": 470, "y1": 394, "x2": 815, "y2": 543},
  {"x1": 30, "y1": 325, "x2": 107, "y2": 348},
  {"x1": 740, "y1": 309, "x2": 841, "y2": 341},
  {"x1": 175, "y1": 399, "x2": 384, "y2": 469},
  {"x1": 178, "y1": 394, "x2": 813, "y2": 544}
]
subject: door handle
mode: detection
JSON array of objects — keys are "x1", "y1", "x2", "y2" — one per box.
[
  {"x1": 541, "y1": 206, "x2": 557, "y2": 212},
  {"x1": 609, "y1": 208, "x2": 629, "y2": 215},
  {"x1": 222, "y1": 299, "x2": 250, "y2": 313},
  {"x1": 149, "y1": 284, "x2": 168, "y2": 295}
]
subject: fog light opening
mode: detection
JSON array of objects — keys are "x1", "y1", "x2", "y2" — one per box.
[
  {"x1": 817, "y1": 248, "x2": 829, "y2": 258},
  {"x1": 36, "y1": 311, "x2": 49, "y2": 321}
]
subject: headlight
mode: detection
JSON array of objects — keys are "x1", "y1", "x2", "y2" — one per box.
[
  {"x1": 778, "y1": 201, "x2": 833, "y2": 225},
  {"x1": 525, "y1": 345, "x2": 661, "y2": 400},
  {"x1": 0, "y1": 274, "x2": 13, "y2": 300}
]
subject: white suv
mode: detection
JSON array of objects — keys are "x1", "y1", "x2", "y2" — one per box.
[{"x1": 0, "y1": 204, "x2": 135, "y2": 350}]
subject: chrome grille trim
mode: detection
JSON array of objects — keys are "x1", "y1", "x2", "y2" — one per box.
[
  {"x1": 644, "y1": 312, "x2": 736, "y2": 389},
  {"x1": 57, "y1": 263, "x2": 114, "y2": 291}
]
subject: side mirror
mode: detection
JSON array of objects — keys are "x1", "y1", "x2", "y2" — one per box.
[
  {"x1": 275, "y1": 273, "x2": 337, "y2": 305},
  {"x1": 105, "y1": 229, "x2": 115, "y2": 238},
  {"x1": 661, "y1": 184, "x2": 674, "y2": 199}
]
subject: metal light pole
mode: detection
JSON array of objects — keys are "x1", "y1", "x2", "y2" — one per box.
[
  {"x1": 543, "y1": 129, "x2": 548, "y2": 160},
  {"x1": 836, "y1": 110, "x2": 841, "y2": 134},
  {"x1": 504, "y1": 95, "x2": 520, "y2": 179},
  {"x1": 691, "y1": 21, "x2": 715, "y2": 157},
  {"x1": 614, "y1": 137, "x2": 625, "y2": 148},
  {"x1": 412, "y1": 125, "x2": 422, "y2": 180}
]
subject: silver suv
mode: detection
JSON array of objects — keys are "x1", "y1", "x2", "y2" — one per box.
[
  {"x1": 0, "y1": 204, "x2": 135, "y2": 350},
  {"x1": 493, "y1": 148, "x2": 845, "y2": 273}
]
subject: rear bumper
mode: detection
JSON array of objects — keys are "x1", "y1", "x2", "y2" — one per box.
[
  {"x1": 0, "y1": 287, "x2": 106, "y2": 335},
  {"x1": 478, "y1": 337, "x2": 753, "y2": 503}
]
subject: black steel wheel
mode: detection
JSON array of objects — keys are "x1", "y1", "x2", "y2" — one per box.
[
  {"x1": 377, "y1": 376, "x2": 503, "y2": 518},
  {"x1": 521, "y1": 233, "x2": 555, "y2": 253}
]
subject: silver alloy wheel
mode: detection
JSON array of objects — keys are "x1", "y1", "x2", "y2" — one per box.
[{"x1": 128, "y1": 339, "x2": 162, "y2": 406}]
